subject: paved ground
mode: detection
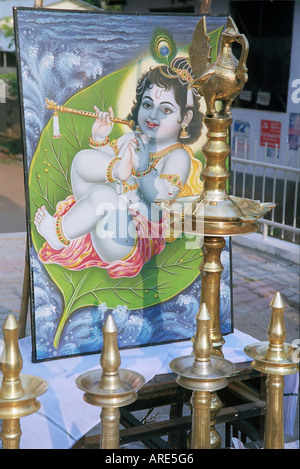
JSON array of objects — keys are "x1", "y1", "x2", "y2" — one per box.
[{"x1": 0, "y1": 160, "x2": 299, "y2": 446}]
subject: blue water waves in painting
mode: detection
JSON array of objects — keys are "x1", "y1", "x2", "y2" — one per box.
[
  {"x1": 32, "y1": 239, "x2": 232, "y2": 361},
  {"x1": 16, "y1": 10, "x2": 226, "y2": 163}
]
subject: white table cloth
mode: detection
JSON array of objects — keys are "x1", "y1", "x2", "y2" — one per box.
[{"x1": 0, "y1": 330, "x2": 298, "y2": 449}]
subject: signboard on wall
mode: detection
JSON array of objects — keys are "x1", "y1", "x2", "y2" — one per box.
[
  {"x1": 233, "y1": 120, "x2": 250, "y2": 158},
  {"x1": 260, "y1": 119, "x2": 281, "y2": 149},
  {"x1": 289, "y1": 113, "x2": 300, "y2": 150}
]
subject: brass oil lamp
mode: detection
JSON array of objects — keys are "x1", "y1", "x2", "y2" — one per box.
[
  {"x1": 170, "y1": 303, "x2": 235, "y2": 449},
  {"x1": 156, "y1": 16, "x2": 275, "y2": 448},
  {"x1": 244, "y1": 292, "x2": 299, "y2": 449},
  {"x1": 0, "y1": 314, "x2": 48, "y2": 449},
  {"x1": 156, "y1": 16, "x2": 275, "y2": 357},
  {"x1": 76, "y1": 314, "x2": 145, "y2": 449}
]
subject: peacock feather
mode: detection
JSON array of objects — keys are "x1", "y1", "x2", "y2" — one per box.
[{"x1": 149, "y1": 27, "x2": 177, "y2": 65}]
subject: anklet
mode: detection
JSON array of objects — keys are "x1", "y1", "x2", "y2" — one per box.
[{"x1": 55, "y1": 216, "x2": 70, "y2": 246}]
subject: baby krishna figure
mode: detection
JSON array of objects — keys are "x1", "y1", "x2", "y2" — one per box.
[{"x1": 34, "y1": 57, "x2": 204, "y2": 278}]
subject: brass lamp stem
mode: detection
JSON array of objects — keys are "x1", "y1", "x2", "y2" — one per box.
[
  {"x1": 201, "y1": 116, "x2": 231, "y2": 200},
  {"x1": 191, "y1": 390, "x2": 211, "y2": 449},
  {"x1": 200, "y1": 236, "x2": 226, "y2": 357},
  {"x1": 100, "y1": 407, "x2": 121, "y2": 450},
  {"x1": 1, "y1": 419, "x2": 22, "y2": 449},
  {"x1": 264, "y1": 374, "x2": 285, "y2": 449}
]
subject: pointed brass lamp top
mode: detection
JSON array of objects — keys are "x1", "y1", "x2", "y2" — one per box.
[
  {"x1": 76, "y1": 314, "x2": 145, "y2": 408},
  {"x1": 0, "y1": 314, "x2": 48, "y2": 420},
  {"x1": 244, "y1": 292, "x2": 299, "y2": 376},
  {"x1": 169, "y1": 304, "x2": 235, "y2": 392}
]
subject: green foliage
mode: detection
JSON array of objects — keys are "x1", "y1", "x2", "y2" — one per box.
[
  {"x1": 0, "y1": 135, "x2": 22, "y2": 154},
  {"x1": 0, "y1": 73, "x2": 18, "y2": 97},
  {"x1": 1, "y1": 17, "x2": 15, "y2": 48}
]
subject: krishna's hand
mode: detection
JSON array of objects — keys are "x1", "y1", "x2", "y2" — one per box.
[{"x1": 92, "y1": 105, "x2": 114, "y2": 140}]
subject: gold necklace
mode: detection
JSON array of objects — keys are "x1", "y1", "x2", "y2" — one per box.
[
  {"x1": 149, "y1": 143, "x2": 183, "y2": 163},
  {"x1": 132, "y1": 143, "x2": 184, "y2": 178}
]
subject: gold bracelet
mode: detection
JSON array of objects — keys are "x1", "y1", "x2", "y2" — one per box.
[
  {"x1": 123, "y1": 181, "x2": 139, "y2": 193},
  {"x1": 55, "y1": 216, "x2": 70, "y2": 246},
  {"x1": 88, "y1": 136, "x2": 110, "y2": 148},
  {"x1": 106, "y1": 156, "x2": 121, "y2": 183},
  {"x1": 132, "y1": 165, "x2": 152, "y2": 178}
]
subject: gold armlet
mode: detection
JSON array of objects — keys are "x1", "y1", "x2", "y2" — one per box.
[{"x1": 122, "y1": 181, "x2": 139, "y2": 193}]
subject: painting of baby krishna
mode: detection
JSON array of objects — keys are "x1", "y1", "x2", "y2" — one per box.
[{"x1": 14, "y1": 8, "x2": 233, "y2": 361}]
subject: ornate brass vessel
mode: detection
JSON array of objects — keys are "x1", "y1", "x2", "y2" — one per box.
[
  {"x1": 156, "y1": 15, "x2": 275, "y2": 449},
  {"x1": 156, "y1": 16, "x2": 275, "y2": 355}
]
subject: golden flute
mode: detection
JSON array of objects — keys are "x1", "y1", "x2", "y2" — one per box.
[{"x1": 45, "y1": 98, "x2": 136, "y2": 129}]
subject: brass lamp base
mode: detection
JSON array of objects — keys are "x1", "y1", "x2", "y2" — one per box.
[
  {"x1": 170, "y1": 355, "x2": 234, "y2": 393},
  {"x1": 0, "y1": 375, "x2": 47, "y2": 420},
  {"x1": 244, "y1": 342, "x2": 299, "y2": 376},
  {"x1": 76, "y1": 368, "x2": 144, "y2": 408}
]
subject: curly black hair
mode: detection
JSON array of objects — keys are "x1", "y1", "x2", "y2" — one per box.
[{"x1": 127, "y1": 58, "x2": 203, "y2": 145}]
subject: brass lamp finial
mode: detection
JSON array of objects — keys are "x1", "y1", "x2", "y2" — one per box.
[
  {"x1": 266, "y1": 292, "x2": 287, "y2": 363},
  {"x1": 192, "y1": 304, "x2": 213, "y2": 375},
  {"x1": 0, "y1": 314, "x2": 25, "y2": 400},
  {"x1": 99, "y1": 315, "x2": 122, "y2": 391}
]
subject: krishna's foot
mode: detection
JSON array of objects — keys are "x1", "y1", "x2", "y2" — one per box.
[{"x1": 34, "y1": 206, "x2": 65, "y2": 250}]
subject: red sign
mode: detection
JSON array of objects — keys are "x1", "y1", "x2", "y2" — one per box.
[{"x1": 260, "y1": 119, "x2": 281, "y2": 148}]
